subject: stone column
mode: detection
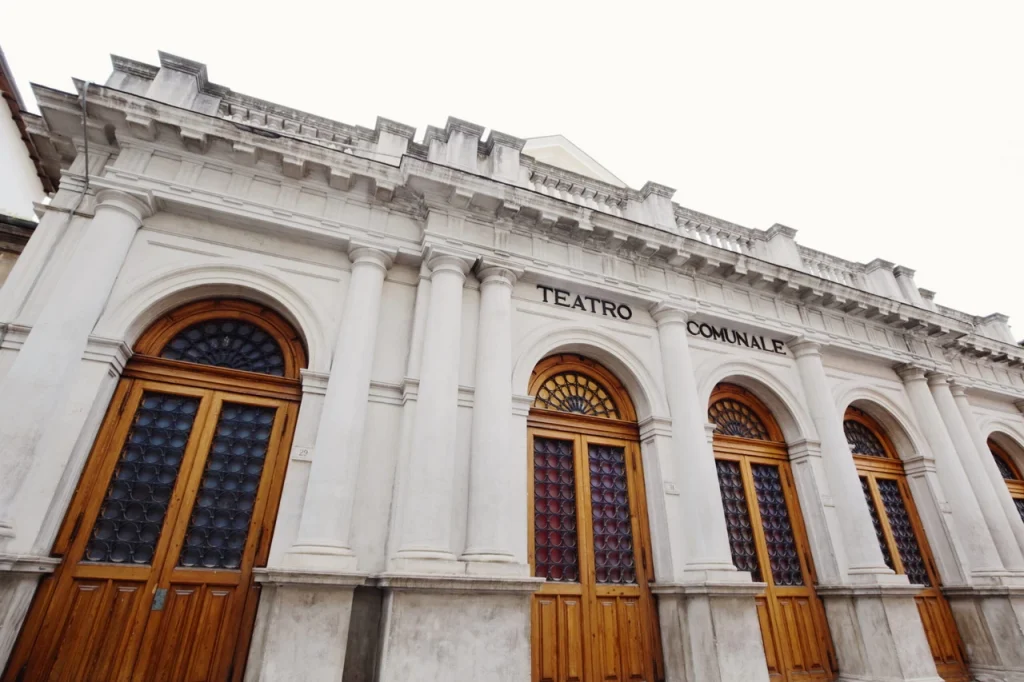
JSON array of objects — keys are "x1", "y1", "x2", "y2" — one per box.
[
  {"x1": 650, "y1": 303, "x2": 736, "y2": 578},
  {"x1": 790, "y1": 339, "x2": 892, "y2": 579},
  {"x1": 896, "y1": 366, "x2": 1005, "y2": 577},
  {"x1": 286, "y1": 245, "x2": 394, "y2": 571},
  {"x1": 0, "y1": 188, "x2": 151, "y2": 545},
  {"x1": 391, "y1": 251, "x2": 471, "y2": 571},
  {"x1": 462, "y1": 263, "x2": 525, "y2": 573},
  {"x1": 929, "y1": 375, "x2": 1024, "y2": 572},
  {"x1": 952, "y1": 384, "x2": 1024, "y2": 554}
]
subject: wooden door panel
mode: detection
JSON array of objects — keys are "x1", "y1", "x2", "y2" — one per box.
[
  {"x1": 593, "y1": 596, "x2": 621, "y2": 681},
  {"x1": 617, "y1": 596, "x2": 647, "y2": 682},
  {"x1": 38, "y1": 579, "x2": 147, "y2": 682},
  {"x1": 775, "y1": 595, "x2": 831, "y2": 679},
  {"x1": 916, "y1": 593, "x2": 957, "y2": 666},
  {"x1": 532, "y1": 593, "x2": 586, "y2": 682},
  {"x1": 141, "y1": 584, "x2": 237, "y2": 682},
  {"x1": 755, "y1": 596, "x2": 782, "y2": 679}
]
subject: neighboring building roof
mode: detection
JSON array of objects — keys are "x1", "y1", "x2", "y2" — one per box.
[
  {"x1": 523, "y1": 135, "x2": 626, "y2": 188},
  {"x1": 0, "y1": 44, "x2": 58, "y2": 195}
]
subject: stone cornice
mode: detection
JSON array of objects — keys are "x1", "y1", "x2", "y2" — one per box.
[{"x1": 32, "y1": 78, "x2": 1024, "y2": 382}]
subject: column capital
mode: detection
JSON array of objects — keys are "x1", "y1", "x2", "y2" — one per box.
[
  {"x1": 894, "y1": 363, "x2": 929, "y2": 382},
  {"x1": 475, "y1": 258, "x2": 522, "y2": 288},
  {"x1": 649, "y1": 300, "x2": 697, "y2": 326},
  {"x1": 94, "y1": 187, "x2": 155, "y2": 225},
  {"x1": 348, "y1": 243, "x2": 397, "y2": 272},
  {"x1": 424, "y1": 248, "x2": 474, "y2": 278},
  {"x1": 926, "y1": 371, "x2": 951, "y2": 388},
  {"x1": 787, "y1": 335, "x2": 824, "y2": 358},
  {"x1": 948, "y1": 381, "x2": 970, "y2": 399}
]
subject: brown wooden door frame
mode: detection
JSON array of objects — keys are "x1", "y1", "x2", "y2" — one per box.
[
  {"x1": 528, "y1": 417, "x2": 662, "y2": 682},
  {"x1": 710, "y1": 383, "x2": 836, "y2": 682},
  {"x1": 845, "y1": 407, "x2": 969, "y2": 682},
  {"x1": 4, "y1": 300, "x2": 303, "y2": 682},
  {"x1": 527, "y1": 354, "x2": 663, "y2": 682},
  {"x1": 713, "y1": 435, "x2": 836, "y2": 682}
]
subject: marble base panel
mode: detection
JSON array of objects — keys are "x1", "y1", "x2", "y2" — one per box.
[
  {"x1": 244, "y1": 569, "x2": 365, "y2": 682},
  {"x1": 0, "y1": 554, "x2": 59, "y2": 670},
  {"x1": 375, "y1": 575, "x2": 538, "y2": 682},
  {"x1": 654, "y1": 582, "x2": 770, "y2": 682},
  {"x1": 945, "y1": 585, "x2": 1024, "y2": 682},
  {"x1": 818, "y1": 584, "x2": 942, "y2": 682}
]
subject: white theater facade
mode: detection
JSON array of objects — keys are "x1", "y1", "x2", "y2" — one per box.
[{"x1": 3, "y1": 52, "x2": 1024, "y2": 682}]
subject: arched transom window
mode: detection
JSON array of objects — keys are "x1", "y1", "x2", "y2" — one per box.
[
  {"x1": 844, "y1": 408, "x2": 894, "y2": 459},
  {"x1": 989, "y1": 438, "x2": 1024, "y2": 523},
  {"x1": 529, "y1": 354, "x2": 636, "y2": 421},
  {"x1": 134, "y1": 300, "x2": 306, "y2": 379},
  {"x1": 707, "y1": 384, "x2": 781, "y2": 442}
]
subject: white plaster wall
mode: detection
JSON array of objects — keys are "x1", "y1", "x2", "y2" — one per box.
[{"x1": 0, "y1": 108, "x2": 43, "y2": 221}]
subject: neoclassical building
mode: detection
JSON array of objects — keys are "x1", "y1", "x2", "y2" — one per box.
[{"x1": 1, "y1": 52, "x2": 1024, "y2": 682}]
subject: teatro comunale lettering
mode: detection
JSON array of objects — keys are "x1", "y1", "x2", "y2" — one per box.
[
  {"x1": 537, "y1": 285, "x2": 633, "y2": 320},
  {"x1": 688, "y1": 320, "x2": 787, "y2": 355}
]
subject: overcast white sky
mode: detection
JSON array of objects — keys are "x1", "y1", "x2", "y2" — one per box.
[{"x1": 3, "y1": 1, "x2": 1021, "y2": 336}]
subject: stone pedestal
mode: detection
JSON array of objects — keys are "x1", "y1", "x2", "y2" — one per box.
[
  {"x1": 944, "y1": 585, "x2": 1024, "y2": 682},
  {"x1": 653, "y1": 581, "x2": 770, "y2": 682},
  {"x1": 375, "y1": 576, "x2": 539, "y2": 682},
  {"x1": 0, "y1": 556, "x2": 59, "y2": 668},
  {"x1": 817, "y1": 584, "x2": 943, "y2": 682},
  {"x1": 243, "y1": 569, "x2": 365, "y2": 682}
]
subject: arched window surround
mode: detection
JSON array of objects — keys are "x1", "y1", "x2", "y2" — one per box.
[
  {"x1": 708, "y1": 383, "x2": 786, "y2": 444},
  {"x1": 133, "y1": 300, "x2": 307, "y2": 383},
  {"x1": 529, "y1": 354, "x2": 637, "y2": 424}
]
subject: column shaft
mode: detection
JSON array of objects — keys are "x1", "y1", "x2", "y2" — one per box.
[
  {"x1": 288, "y1": 246, "x2": 393, "y2": 570},
  {"x1": 930, "y1": 376, "x2": 1024, "y2": 571},
  {"x1": 394, "y1": 253, "x2": 469, "y2": 564},
  {"x1": 651, "y1": 304, "x2": 735, "y2": 577},
  {"x1": 0, "y1": 211, "x2": 64, "y2": 323},
  {"x1": 0, "y1": 189, "x2": 149, "y2": 543},
  {"x1": 791, "y1": 340, "x2": 892, "y2": 578},
  {"x1": 462, "y1": 265, "x2": 520, "y2": 567},
  {"x1": 898, "y1": 366, "x2": 1004, "y2": 576},
  {"x1": 952, "y1": 385, "x2": 1024, "y2": 554}
]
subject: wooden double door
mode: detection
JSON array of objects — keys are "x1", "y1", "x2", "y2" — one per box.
[
  {"x1": 4, "y1": 301, "x2": 303, "y2": 682},
  {"x1": 845, "y1": 409, "x2": 969, "y2": 682},
  {"x1": 529, "y1": 425, "x2": 662, "y2": 682},
  {"x1": 528, "y1": 355, "x2": 663, "y2": 682},
  {"x1": 709, "y1": 383, "x2": 835, "y2": 682},
  {"x1": 713, "y1": 440, "x2": 836, "y2": 682}
]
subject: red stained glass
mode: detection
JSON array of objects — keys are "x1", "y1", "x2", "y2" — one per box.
[
  {"x1": 588, "y1": 443, "x2": 637, "y2": 584},
  {"x1": 751, "y1": 464, "x2": 804, "y2": 587},
  {"x1": 715, "y1": 459, "x2": 762, "y2": 581},
  {"x1": 533, "y1": 437, "x2": 579, "y2": 582}
]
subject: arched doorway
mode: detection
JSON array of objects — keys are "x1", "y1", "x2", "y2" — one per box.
[
  {"x1": 709, "y1": 383, "x2": 835, "y2": 682},
  {"x1": 987, "y1": 438, "x2": 1024, "y2": 522},
  {"x1": 844, "y1": 406, "x2": 969, "y2": 682},
  {"x1": 527, "y1": 354, "x2": 663, "y2": 682},
  {"x1": 4, "y1": 299, "x2": 305, "y2": 682}
]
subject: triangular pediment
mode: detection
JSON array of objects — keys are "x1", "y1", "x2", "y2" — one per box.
[{"x1": 522, "y1": 135, "x2": 626, "y2": 188}]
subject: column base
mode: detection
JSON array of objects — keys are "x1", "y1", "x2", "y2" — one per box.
[
  {"x1": 944, "y1": 583, "x2": 1024, "y2": 682},
  {"x1": 652, "y1": 581, "x2": 770, "y2": 682},
  {"x1": 388, "y1": 548, "x2": 463, "y2": 575},
  {"x1": 282, "y1": 543, "x2": 359, "y2": 572},
  {"x1": 375, "y1": 574, "x2": 539, "y2": 682},
  {"x1": 245, "y1": 569, "x2": 365, "y2": 682},
  {"x1": 817, "y1": 580, "x2": 943, "y2": 682}
]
